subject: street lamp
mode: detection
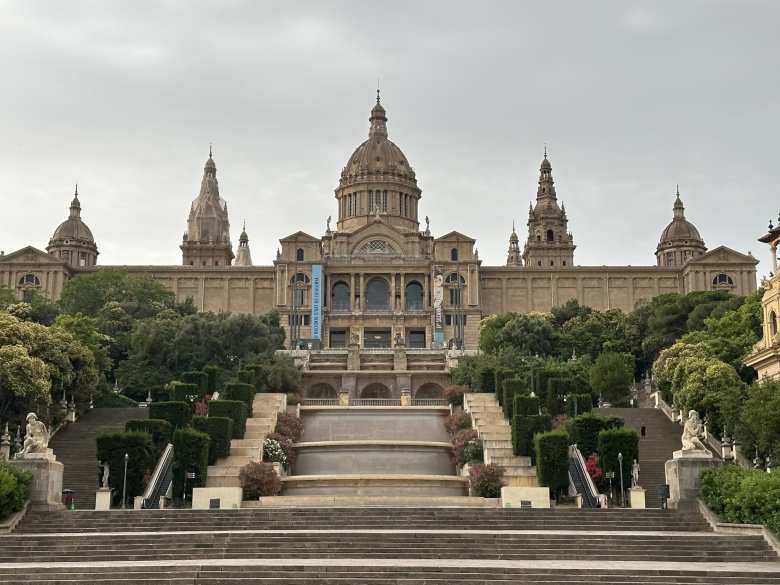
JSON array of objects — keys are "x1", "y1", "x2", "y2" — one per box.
[
  {"x1": 121, "y1": 453, "x2": 129, "y2": 509},
  {"x1": 617, "y1": 452, "x2": 624, "y2": 507}
]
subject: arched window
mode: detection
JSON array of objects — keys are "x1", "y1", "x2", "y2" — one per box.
[
  {"x1": 18, "y1": 274, "x2": 40, "y2": 287},
  {"x1": 546, "y1": 229, "x2": 554, "y2": 242},
  {"x1": 446, "y1": 273, "x2": 466, "y2": 306},
  {"x1": 450, "y1": 248, "x2": 459, "y2": 261},
  {"x1": 357, "y1": 239, "x2": 396, "y2": 255},
  {"x1": 405, "y1": 281, "x2": 423, "y2": 310},
  {"x1": 290, "y1": 273, "x2": 310, "y2": 307},
  {"x1": 296, "y1": 248, "x2": 304, "y2": 262},
  {"x1": 365, "y1": 277, "x2": 390, "y2": 310},
  {"x1": 331, "y1": 281, "x2": 350, "y2": 311},
  {"x1": 536, "y1": 233, "x2": 541, "y2": 242},
  {"x1": 712, "y1": 273, "x2": 734, "y2": 287},
  {"x1": 770, "y1": 311, "x2": 778, "y2": 338}
]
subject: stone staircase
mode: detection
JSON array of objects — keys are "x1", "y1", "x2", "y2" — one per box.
[
  {"x1": 464, "y1": 392, "x2": 537, "y2": 487},
  {"x1": 597, "y1": 407, "x2": 682, "y2": 508},
  {"x1": 206, "y1": 393, "x2": 287, "y2": 488},
  {"x1": 48, "y1": 407, "x2": 146, "y2": 510}
]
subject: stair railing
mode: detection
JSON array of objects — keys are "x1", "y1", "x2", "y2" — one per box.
[
  {"x1": 142, "y1": 442, "x2": 174, "y2": 509},
  {"x1": 568, "y1": 444, "x2": 605, "y2": 508}
]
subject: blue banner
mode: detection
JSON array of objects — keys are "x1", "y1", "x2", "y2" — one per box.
[{"x1": 311, "y1": 264, "x2": 322, "y2": 339}]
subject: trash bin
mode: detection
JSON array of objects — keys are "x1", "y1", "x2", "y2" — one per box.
[{"x1": 62, "y1": 489, "x2": 75, "y2": 510}]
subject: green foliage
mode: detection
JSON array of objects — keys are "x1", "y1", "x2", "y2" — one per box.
[
  {"x1": 59, "y1": 269, "x2": 175, "y2": 317},
  {"x1": 494, "y1": 368, "x2": 513, "y2": 406},
  {"x1": 223, "y1": 382, "x2": 255, "y2": 415},
  {"x1": 589, "y1": 352, "x2": 634, "y2": 405},
  {"x1": 569, "y1": 413, "x2": 623, "y2": 457},
  {"x1": 450, "y1": 355, "x2": 486, "y2": 389},
  {"x1": 0, "y1": 463, "x2": 32, "y2": 519},
  {"x1": 597, "y1": 427, "x2": 639, "y2": 493},
  {"x1": 171, "y1": 382, "x2": 201, "y2": 404},
  {"x1": 701, "y1": 466, "x2": 780, "y2": 535},
  {"x1": 478, "y1": 366, "x2": 496, "y2": 394},
  {"x1": 180, "y1": 371, "x2": 207, "y2": 394},
  {"x1": 566, "y1": 393, "x2": 593, "y2": 417},
  {"x1": 462, "y1": 439, "x2": 484, "y2": 464},
  {"x1": 192, "y1": 416, "x2": 233, "y2": 465},
  {"x1": 479, "y1": 313, "x2": 516, "y2": 355},
  {"x1": 96, "y1": 432, "x2": 155, "y2": 507},
  {"x1": 265, "y1": 354, "x2": 302, "y2": 393},
  {"x1": 93, "y1": 392, "x2": 138, "y2": 408},
  {"x1": 534, "y1": 430, "x2": 570, "y2": 498},
  {"x1": 468, "y1": 463, "x2": 504, "y2": 498},
  {"x1": 503, "y1": 377, "x2": 529, "y2": 419},
  {"x1": 513, "y1": 394, "x2": 540, "y2": 417},
  {"x1": 149, "y1": 401, "x2": 191, "y2": 430},
  {"x1": 494, "y1": 314, "x2": 557, "y2": 358},
  {"x1": 203, "y1": 365, "x2": 219, "y2": 393},
  {"x1": 550, "y1": 300, "x2": 593, "y2": 328},
  {"x1": 171, "y1": 428, "x2": 209, "y2": 501},
  {"x1": 125, "y1": 419, "x2": 172, "y2": 452},
  {"x1": 53, "y1": 313, "x2": 112, "y2": 373},
  {"x1": 558, "y1": 308, "x2": 632, "y2": 362},
  {"x1": 208, "y1": 400, "x2": 248, "y2": 439},
  {"x1": 512, "y1": 414, "x2": 552, "y2": 458},
  {"x1": 443, "y1": 385, "x2": 466, "y2": 407},
  {"x1": 736, "y1": 380, "x2": 780, "y2": 465},
  {"x1": 240, "y1": 462, "x2": 282, "y2": 498},
  {"x1": 545, "y1": 377, "x2": 581, "y2": 416}
]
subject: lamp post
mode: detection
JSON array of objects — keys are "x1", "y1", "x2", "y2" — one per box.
[
  {"x1": 121, "y1": 453, "x2": 129, "y2": 509},
  {"x1": 617, "y1": 452, "x2": 624, "y2": 507}
]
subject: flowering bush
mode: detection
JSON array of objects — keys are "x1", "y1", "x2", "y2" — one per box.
[
  {"x1": 461, "y1": 439, "x2": 484, "y2": 465},
  {"x1": 194, "y1": 400, "x2": 209, "y2": 417},
  {"x1": 262, "y1": 438, "x2": 288, "y2": 467},
  {"x1": 585, "y1": 453, "x2": 605, "y2": 491},
  {"x1": 469, "y1": 463, "x2": 505, "y2": 498},
  {"x1": 266, "y1": 432, "x2": 296, "y2": 466},
  {"x1": 275, "y1": 413, "x2": 304, "y2": 443},
  {"x1": 445, "y1": 412, "x2": 473, "y2": 436},
  {"x1": 443, "y1": 385, "x2": 467, "y2": 407},
  {"x1": 452, "y1": 429, "x2": 479, "y2": 465},
  {"x1": 240, "y1": 462, "x2": 282, "y2": 499}
]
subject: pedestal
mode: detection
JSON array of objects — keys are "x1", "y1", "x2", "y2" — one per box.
[
  {"x1": 9, "y1": 458, "x2": 65, "y2": 511},
  {"x1": 665, "y1": 449, "x2": 720, "y2": 510},
  {"x1": 400, "y1": 390, "x2": 412, "y2": 407},
  {"x1": 629, "y1": 486, "x2": 646, "y2": 509},
  {"x1": 501, "y1": 486, "x2": 550, "y2": 509},
  {"x1": 95, "y1": 487, "x2": 112, "y2": 511},
  {"x1": 339, "y1": 390, "x2": 350, "y2": 407}
]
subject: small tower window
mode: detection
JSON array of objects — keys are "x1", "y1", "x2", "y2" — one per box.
[
  {"x1": 536, "y1": 234, "x2": 541, "y2": 242},
  {"x1": 451, "y1": 248, "x2": 459, "y2": 261},
  {"x1": 546, "y1": 229, "x2": 554, "y2": 242},
  {"x1": 382, "y1": 190, "x2": 388, "y2": 211},
  {"x1": 770, "y1": 311, "x2": 778, "y2": 338},
  {"x1": 296, "y1": 248, "x2": 304, "y2": 262}
]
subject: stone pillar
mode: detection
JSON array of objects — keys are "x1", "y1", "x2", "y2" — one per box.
[
  {"x1": 393, "y1": 346, "x2": 407, "y2": 371},
  {"x1": 359, "y1": 273, "x2": 365, "y2": 310},
  {"x1": 664, "y1": 450, "x2": 720, "y2": 510},
  {"x1": 772, "y1": 245, "x2": 778, "y2": 273},
  {"x1": 400, "y1": 273, "x2": 405, "y2": 311},
  {"x1": 423, "y1": 275, "x2": 429, "y2": 308},
  {"x1": 350, "y1": 273, "x2": 355, "y2": 310},
  {"x1": 95, "y1": 487, "x2": 112, "y2": 511},
  {"x1": 9, "y1": 457, "x2": 65, "y2": 511},
  {"x1": 0, "y1": 424, "x2": 10, "y2": 461},
  {"x1": 390, "y1": 272, "x2": 396, "y2": 312}
]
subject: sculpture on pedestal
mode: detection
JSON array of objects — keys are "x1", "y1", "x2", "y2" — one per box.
[
  {"x1": 15, "y1": 413, "x2": 49, "y2": 459},
  {"x1": 631, "y1": 459, "x2": 640, "y2": 488},
  {"x1": 101, "y1": 461, "x2": 110, "y2": 489},
  {"x1": 681, "y1": 410, "x2": 705, "y2": 451}
]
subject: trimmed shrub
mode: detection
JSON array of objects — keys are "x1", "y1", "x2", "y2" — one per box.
[
  {"x1": 452, "y1": 429, "x2": 479, "y2": 465},
  {"x1": 461, "y1": 439, "x2": 484, "y2": 465},
  {"x1": 534, "y1": 430, "x2": 570, "y2": 498},
  {"x1": 275, "y1": 413, "x2": 304, "y2": 443},
  {"x1": 265, "y1": 432, "x2": 295, "y2": 466},
  {"x1": 149, "y1": 401, "x2": 192, "y2": 430},
  {"x1": 151, "y1": 386, "x2": 171, "y2": 402},
  {"x1": 503, "y1": 377, "x2": 529, "y2": 419},
  {"x1": 172, "y1": 427, "x2": 209, "y2": 501},
  {"x1": 469, "y1": 463, "x2": 504, "y2": 498},
  {"x1": 569, "y1": 413, "x2": 624, "y2": 458},
  {"x1": 0, "y1": 463, "x2": 32, "y2": 520},
  {"x1": 208, "y1": 400, "x2": 248, "y2": 439},
  {"x1": 248, "y1": 362, "x2": 270, "y2": 392},
  {"x1": 546, "y1": 377, "x2": 579, "y2": 416},
  {"x1": 512, "y1": 414, "x2": 552, "y2": 458},
  {"x1": 445, "y1": 412, "x2": 473, "y2": 436},
  {"x1": 125, "y1": 419, "x2": 173, "y2": 452},
  {"x1": 180, "y1": 371, "x2": 207, "y2": 396},
  {"x1": 192, "y1": 416, "x2": 233, "y2": 465},
  {"x1": 566, "y1": 393, "x2": 593, "y2": 418},
  {"x1": 203, "y1": 365, "x2": 219, "y2": 394},
  {"x1": 479, "y1": 366, "x2": 496, "y2": 393},
  {"x1": 96, "y1": 432, "x2": 155, "y2": 507},
  {"x1": 171, "y1": 382, "x2": 201, "y2": 404},
  {"x1": 93, "y1": 393, "x2": 138, "y2": 408},
  {"x1": 240, "y1": 462, "x2": 282, "y2": 498},
  {"x1": 224, "y1": 382, "x2": 255, "y2": 416},
  {"x1": 494, "y1": 368, "x2": 513, "y2": 406},
  {"x1": 514, "y1": 394, "x2": 540, "y2": 417},
  {"x1": 286, "y1": 392, "x2": 303, "y2": 405},
  {"x1": 597, "y1": 427, "x2": 639, "y2": 495},
  {"x1": 701, "y1": 466, "x2": 780, "y2": 535},
  {"x1": 443, "y1": 384, "x2": 467, "y2": 407},
  {"x1": 700, "y1": 464, "x2": 747, "y2": 518}
]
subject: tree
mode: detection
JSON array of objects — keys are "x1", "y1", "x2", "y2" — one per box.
[
  {"x1": 738, "y1": 381, "x2": 780, "y2": 463},
  {"x1": 53, "y1": 313, "x2": 112, "y2": 374},
  {"x1": 0, "y1": 287, "x2": 15, "y2": 310},
  {"x1": 550, "y1": 299, "x2": 593, "y2": 328},
  {"x1": 589, "y1": 352, "x2": 634, "y2": 404},
  {"x1": 478, "y1": 313, "x2": 515, "y2": 355},
  {"x1": 58, "y1": 269, "x2": 174, "y2": 317},
  {"x1": 559, "y1": 309, "x2": 630, "y2": 361},
  {"x1": 494, "y1": 314, "x2": 557, "y2": 358},
  {"x1": 265, "y1": 354, "x2": 302, "y2": 393},
  {"x1": 0, "y1": 345, "x2": 51, "y2": 418}
]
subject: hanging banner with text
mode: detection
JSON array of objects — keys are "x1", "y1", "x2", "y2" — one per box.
[{"x1": 311, "y1": 264, "x2": 322, "y2": 339}]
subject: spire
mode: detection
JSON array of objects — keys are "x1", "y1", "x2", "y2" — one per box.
[
  {"x1": 69, "y1": 184, "x2": 81, "y2": 218},
  {"x1": 507, "y1": 220, "x2": 522, "y2": 266},
  {"x1": 536, "y1": 149, "x2": 556, "y2": 202},
  {"x1": 369, "y1": 89, "x2": 388, "y2": 139},
  {"x1": 673, "y1": 185, "x2": 685, "y2": 219},
  {"x1": 239, "y1": 220, "x2": 249, "y2": 243},
  {"x1": 205, "y1": 145, "x2": 216, "y2": 175},
  {"x1": 235, "y1": 221, "x2": 252, "y2": 266}
]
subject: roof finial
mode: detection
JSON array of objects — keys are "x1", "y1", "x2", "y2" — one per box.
[
  {"x1": 544, "y1": 143, "x2": 548, "y2": 159},
  {"x1": 676, "y1": 184, "x2": 680, "y2": 197},
  {"x1": 376, "y1": 79, "x2": 381, "y2": 105},
  {"x1": 242, "y1": 219, "x2": 246, "y2": 231},
  {"x1": 209, "y1": 143, "x2": 213, "y2": 159},
  {"x1": 74, "y1": 183, "x2": 78, "y2": 197},
  {"x1": 512, "y1": 219, "x2": 516, "y2": 233}
]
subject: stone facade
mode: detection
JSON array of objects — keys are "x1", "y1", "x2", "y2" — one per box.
[
  {"x1": 745, "y1": 221, "x2": 780, "y2": 380},
  {"x1": 0, "y1": 93, "x2": 760, "y2": 359}
]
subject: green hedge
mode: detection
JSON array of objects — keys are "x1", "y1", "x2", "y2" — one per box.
[
  {"x1": 597, "y1": 427, "x2": 639, "y2": 495},
  {"x1": 566, "y1": 393, "x2": 593, "y2": 418},
  {"x1": 479, "y1": 366, "x2": 496, "y2": 393},
  {"x1": 569, "y1": 413, "x2": 623, "y2": 458},
  {"x1": 503, "y1": 377, "x2": 529, "y2": 420},
  {"x1": 93, "y1": 393, "x2": 138, "y2": 408},
  {"x1": 180, "y1": 371, "x2": 207, "y2": 395},
  {"x1": 701, "y1": 466, "x2": 780, "y2": 535},
  {"x1": 512, "y1": 414, "x2": 552, "y2": 458},
  {"x1": 248, "y1": 362, "x2": 270, "y2": 392},
  {"x1": 203, "y1": 365, "x2": 219, "y2": 394},
  {"x1": 494, "y1": 368, "x2": 512, "y2": 406},
  {"x1": 546, "y1": 377, "x2": 579, "y2": 416},
  {"x1": 0, "y1": 462, "x2": 32, "y2": 520},
  {"x1": 513, "y1": 394, "x2": 540, "y2": 417},
  {"x1": 192, "y1": 416, "x2": 233, "y2": 465},
  {"x1": 125, "y1": 419, "x2": 172, "y2": 452},
  {"x1": 534, "y1": 430, "x2": 570, "y2": 498},
  {"x1": 208, "y1": 400, "x2": 248, "y2": 439},
  {"x1": 224, "y1": 382, "x2": 255, "y2": 416},
  {"x1": 96, "y1": 432, "x2": 155, "y2": 507},
  {"x1": 149, "y1": 401, "x2": 192, "y2": 430},
  {"x1": 172, "y1": 428, "x2": 209, "y2": 501},
  {"x1": 171, "y1": 382, "x2": 201, "y2": 404}
]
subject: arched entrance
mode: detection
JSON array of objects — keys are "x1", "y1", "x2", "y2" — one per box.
[
  {"x1": 415, "y1": 383, "x2": 444, "y2": 399},
  {"x1": 307, "y1": 383, "x2": 337, "y2": 399},
  {"x1": 360, "y1": 383, "x2": 392, "y2": 399}
]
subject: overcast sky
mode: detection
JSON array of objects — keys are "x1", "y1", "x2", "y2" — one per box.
[{"x1": 1, "y1": 1, "x2": 778, "y2": 277}]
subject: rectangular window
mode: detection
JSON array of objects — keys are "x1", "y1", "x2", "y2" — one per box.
[
  {"x1": 382, "y1": 190, "x2": 388, "y2": 211},
  {"x1": 445, "y1": 314, "x2": 467, "y2": 326},
  {"x1": 368, "y1": 190, "x2": 374, "y2": 212},
  {"x1": 288, "y1": 314, "x2": 311, "y2": 326},
  {"x1": 329, "y1": 329, "x2": 347, "y2": 348}
]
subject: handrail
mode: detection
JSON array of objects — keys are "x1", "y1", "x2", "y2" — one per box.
[
  {"x1": 142, "y1": 443, "x2": 173, "y2": 509},
  {"x1": 568, "y1": 444, "x2": 604, "y2": 508}
]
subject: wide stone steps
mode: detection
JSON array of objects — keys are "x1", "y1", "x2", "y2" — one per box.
[
  {"x1": 2, "y1": 565, "x2": 780, "y2": 585},
  {"x1": 16, "y1": 509, "x2": 712, "y2": 533}
]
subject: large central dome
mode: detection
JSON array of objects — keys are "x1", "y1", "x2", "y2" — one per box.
[{"x1": 335, "y1": 93, "x2": 422, "y2": 234}]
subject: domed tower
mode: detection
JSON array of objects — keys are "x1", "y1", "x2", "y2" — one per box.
[
  {"x1": 506, "y1": 221, "x2": 522, "y2": 266},
  {"x1": 47, "y1": 185, "x2": 99, "y2": 267},
  {"x1": 181, "y1": 148, "x2": 234, "y2": 267},
  {"x1": 234, "y1": 221, "x2": 253, "y2": 267},
  {"x1": 336, "y1": 91, "x2": 421, "y2": 233},
  {"x1": 656, "y1": 186, "x2": 707, "y2": 267},
  {"x1": 522, "y1": 151, "x2": 575, "y2": 268}
]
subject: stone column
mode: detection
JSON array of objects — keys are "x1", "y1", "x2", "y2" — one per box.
[
  {"x1": 350, "y1": 273, "x2": 356, "y2": 310},
  {"x1": 390, "y1": 272, "x2": 396, "y2": 311},
  {"x1": 400, "y1": 273, "x2": 406, "y2": 312},
  {"x1": 772, "y1": 245, "x2": 778, "y2": 273},
  {"x1": 423, "y1": 274, "x2": 429, "y2": 309},
  {"x1": 359, "y1": 273, "x2": 365, "y2": 310}
]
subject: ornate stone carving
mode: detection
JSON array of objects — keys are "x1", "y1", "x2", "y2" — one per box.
[
  {"x1": 15, "y1": 413, "x2": 51, "y2": 460},
  {"x1": 101, "y1": 461, "x2": 110, "y2": 488},
  {"x1": 681, "y1": 410, "x2": 705, "y2": 451},
  {"x1": 631, "y1": 459, "x2": 640, "y2": 488}
]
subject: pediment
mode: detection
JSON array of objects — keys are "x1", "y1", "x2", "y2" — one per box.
[
  {"x1": 687, "y1": 246, "x2": 758, "y2": 266},
  {"x1": 435, "y1": 230, "x2": 476, "y2": 243},
  {"x1": 279, "y1": 231, "x2": 320, "y2": 243},
  {"x1": 0, "y1": 246, "x2": 66, "y2": 266}
]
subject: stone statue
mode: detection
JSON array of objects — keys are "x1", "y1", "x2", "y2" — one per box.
[
  {"x1": 681, "y1": 410, "x2": 705, "y2": 451},
  {"x1": 15, "y1": 413, "x2": 49, "y2": 459},
  {"x1": 350, "y1": 331, "x2": 360, "y2": 346},
  {"x1": 101, "y1": 461, "x2": 110, "y2": 488},
  {"x1": 326, "y1": 215, "x2": 331, "y2": 232},
  {"x1": 394, "y1": 332, "x2": 405, "y2": 347},
  {"x1": 631, "y1": 459, "x2": 640, "y2": 488},
  {"x1": 425, "y1": 215, "x2": 430, "y2": 233}
]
